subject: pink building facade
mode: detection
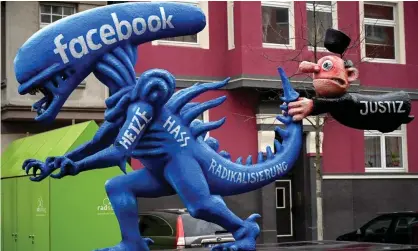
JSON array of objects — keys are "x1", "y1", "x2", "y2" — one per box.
[{"x1": 130, "y1": 1, "x2": 418, "y2": 242}]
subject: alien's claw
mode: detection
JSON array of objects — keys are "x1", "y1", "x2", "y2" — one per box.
[{"x1": 212, "y1": 214, "x2": 260, "y2": 251}]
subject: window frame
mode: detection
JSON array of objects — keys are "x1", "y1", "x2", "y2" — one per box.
[
  {"x1": 227, "y1": 1, "x2": 235, "y2": 50},
  {"x1": 261, "y1": 1, "x2": 295, "y2": 50},
  {"x1": 306, "y1": 1, "x2": 339, "y2": 52},
  {"x1": 1, "y1": 1, "x2": 6, "y2": 87},
  {"x1": 39, "y1": 2, "x2": 77, "y2": 29},
  {"x1": 364, "y1": 124, "x2": 408, "y2": 173},
  {"x1": 359, "y1": 1, "x2": 406, "y2": 64},
  {"x1": 151, "y1": 0, "x2": 209, "y2": 49}
]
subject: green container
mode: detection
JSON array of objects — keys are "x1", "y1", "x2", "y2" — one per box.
[{"x1": 1, "y1": 121, "x2": 132, "y2": 251}]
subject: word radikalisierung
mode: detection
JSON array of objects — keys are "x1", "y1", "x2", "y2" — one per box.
[
  {"x1": 53, "y1": 7, "x2": 174, "y2": 64},
  {"x1": 208, "y1": 158, "x2": 288, "y2": 184}
]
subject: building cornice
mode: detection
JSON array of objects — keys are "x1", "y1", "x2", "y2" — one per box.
[
  {"x1": 173, "y1": 74, "x2": 418, "y2": 100},
  {"x1": 1, "y1": 105, "x2": 106, "y2": 121}
]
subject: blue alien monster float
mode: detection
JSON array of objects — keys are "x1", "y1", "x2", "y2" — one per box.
[{"x1": 14, "y1": 2, "x2": 302, "y2": 251}]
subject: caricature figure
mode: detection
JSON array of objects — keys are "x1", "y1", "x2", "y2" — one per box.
[{"x1": 288, "y1": 29, "x2": 414, "y2": 133}]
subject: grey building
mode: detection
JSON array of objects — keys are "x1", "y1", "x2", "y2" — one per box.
[{"x1": 1, "y1": 1, "x2": 108, "y2": 152}]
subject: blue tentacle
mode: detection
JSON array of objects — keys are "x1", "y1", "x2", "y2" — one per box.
[
  {"x1": 105, "y1": 86, "x2": 132, "y2": 108},
  {"x1": 180, "y1": 102, "x2": 199, "y2": 117},
  {"x1": 190, "y1": 117, "x2": 226, "y2": 138},
  {"x1": 166, "y1": 78, "x2": 230, "y2": 113},
  {"x1": 95, "y1": 62, "x2": 125, "y2": 88},
  {"x1": 113, "y1": 46, "x2": 137, "y2": 84},
  {"x1": 102, "y1": 53, "x2": 134, "y2": 86},
  {"x1": 182, "y1": 96, "x2": 226, "y2": 125}
]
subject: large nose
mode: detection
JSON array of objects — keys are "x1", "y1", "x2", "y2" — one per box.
[{"x1": 298, "y1": 61, "x2": 320, "y2": 74}]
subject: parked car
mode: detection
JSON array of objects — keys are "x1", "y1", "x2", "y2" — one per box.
[
  {"x1": 336, "y1": 211, "x2": 418, "y2": 245},
  {"x1": 139, "y1": 208, "x2": 235, "y2": 249}
]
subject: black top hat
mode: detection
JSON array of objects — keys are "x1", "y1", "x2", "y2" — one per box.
[{"x1": 324, "y1": 28, "x2": 351, "y2": 57}]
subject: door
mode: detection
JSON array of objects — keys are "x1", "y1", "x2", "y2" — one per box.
[
  {"x1": 275, "y1": 180, "x2": 293, "y2": 240},
  {"x1": 2, "y1": 178, "x2": 18, "y2": 251},
  {"x1": 31, "y1": 179, "x2": 50, "y2": 251},
  {"x1": 17, "y1": 177, "x2": 34, "y2": 251}
]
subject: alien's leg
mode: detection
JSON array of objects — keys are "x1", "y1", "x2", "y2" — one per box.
[
  {"x1": 164, "y1": 157, "x2": 260, "y2": 251},
  {"x1": 94, "y1": 167, "x2": 175, "y2": 251}
]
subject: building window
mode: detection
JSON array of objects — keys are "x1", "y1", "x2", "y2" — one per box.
[
  {"x1": 306, "y1": 1, "x2": 338, "y2": 50},
  {"x1": 261, "y1": 1, "x2": 295, "y2": 49},
  {"x1": 364, "y1": 125, "x2": 408, "y2": 172},
  {"x1": 227, "y1": 1, "x2": 235, "y2": 50},
  {"x1": 360, "y1": 1, "x2": 405, "y2": 64},
  {"x1": 152, "y1": 1, "x2": 209, "y2": 49},
  {"x1": 39, "y1": 3, "x2": 76, "y2": 29}
]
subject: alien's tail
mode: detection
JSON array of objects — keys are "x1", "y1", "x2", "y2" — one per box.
[{"x1": 180, "y1": 68, "x2": 303, "y2": 196}]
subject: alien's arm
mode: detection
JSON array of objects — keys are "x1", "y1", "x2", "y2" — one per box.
[
  {"x1": 63, "y1": 119, "x2": 123, "y2": 162},
  {"x1": 74, "y1": 101, "x2": 154, "y2": 174}
]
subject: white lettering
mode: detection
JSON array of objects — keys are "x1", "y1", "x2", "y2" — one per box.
[
  {"x1": 396, "y1": 101, "x2": 406, "y2": 113},
  {"x1": 118, "y1": 107, "x2": 152, "y2": 150},
  {"x1": 208, "y1": 158, "x2": 288, "y2": 184},
  {"x1": 378, "y1": 101, "x2": 386, "y2": 113},
  {"x1": 360, "y1": 101, "x2": 368, "y2": 115},
  {"x1": 163, "y1": 116, "x2": 175, "y2": 131},
  {"x1": 54, "y1": 8, "x2": 175, "y2": 64},
  {"x1": 132, "y1": 17, "x2": 146, "y2": 35},
  {"x1": 53, "y1": 34, "x2": 69, "y2": 64},
  {"x1": 147, "y1": 15, "x2": 162, "y2": 32},
  {"x1": 160, "y1": 7, "x2": 174, "y2": 29},
  {"x1": 360, "y1": 101, "x2": 406, "y2": 115},
  {"x1": 69, "y1": 36, "x2": 89, "y2": 58},
  {"x1": 86, "y1": 29, "x2": 102, "y2": 50},
  {"x1": 100, "y1": 24, "x2": 117, "y2": 45},
  {"x1": 163, "y1": 116, "x2": 190, "y2": 148},
  {"x1": 112, "y1": 13, "x2": 132, "y2": 41}
]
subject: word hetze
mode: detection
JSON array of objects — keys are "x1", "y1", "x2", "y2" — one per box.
[
  {"x1": 163, "y1": 116, "x2": 190, "y2": 147},
  {"x1": 208, "y1": 158, "x2": 288, "y2": 184},
  {"x1": 118, "y1": 107, "x2": 152, "y2": 150},
  {"x1": 54, "y1": 7, "x2": 174, "y2": 64},
  {"x1": 359, "y1": 101, "x2": 405, "y2": 115}
]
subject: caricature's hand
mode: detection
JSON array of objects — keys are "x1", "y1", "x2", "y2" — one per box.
[{"x1": 287, "y1": 97, "x2": 313, "y2": 121}]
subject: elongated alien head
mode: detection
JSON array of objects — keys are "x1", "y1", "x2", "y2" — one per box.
[{"x1": 14, "y1": 2, "x2": 206, "y2": 123}]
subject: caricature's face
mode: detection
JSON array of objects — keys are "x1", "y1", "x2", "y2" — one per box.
[{"x1": 298, "y1": 55, "x2": 358, "y2": 98}]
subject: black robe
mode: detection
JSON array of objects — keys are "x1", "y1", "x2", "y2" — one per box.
[{"x1": 311, "y1": 91, "x2": 414, "y2": 133}]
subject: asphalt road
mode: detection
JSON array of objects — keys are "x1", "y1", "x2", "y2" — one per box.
[{"x1": 156, "y1": 241, "x2": 418, "y2": 251}]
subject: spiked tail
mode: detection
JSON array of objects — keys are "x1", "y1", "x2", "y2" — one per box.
[
  {"x1": 278, "y1": 67, "x2": 299, "y2": 103},
  {"x1": 196, "y1": 67, "x2": 302, "y2": 196}
]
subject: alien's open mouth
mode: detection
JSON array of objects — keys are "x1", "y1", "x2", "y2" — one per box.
[
  {"x1": 29, "y1": 85, "x2": 55, "y2": 117},
  {"x1": 330, "y1": 78, "x2": 345, "y2": 85}
]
